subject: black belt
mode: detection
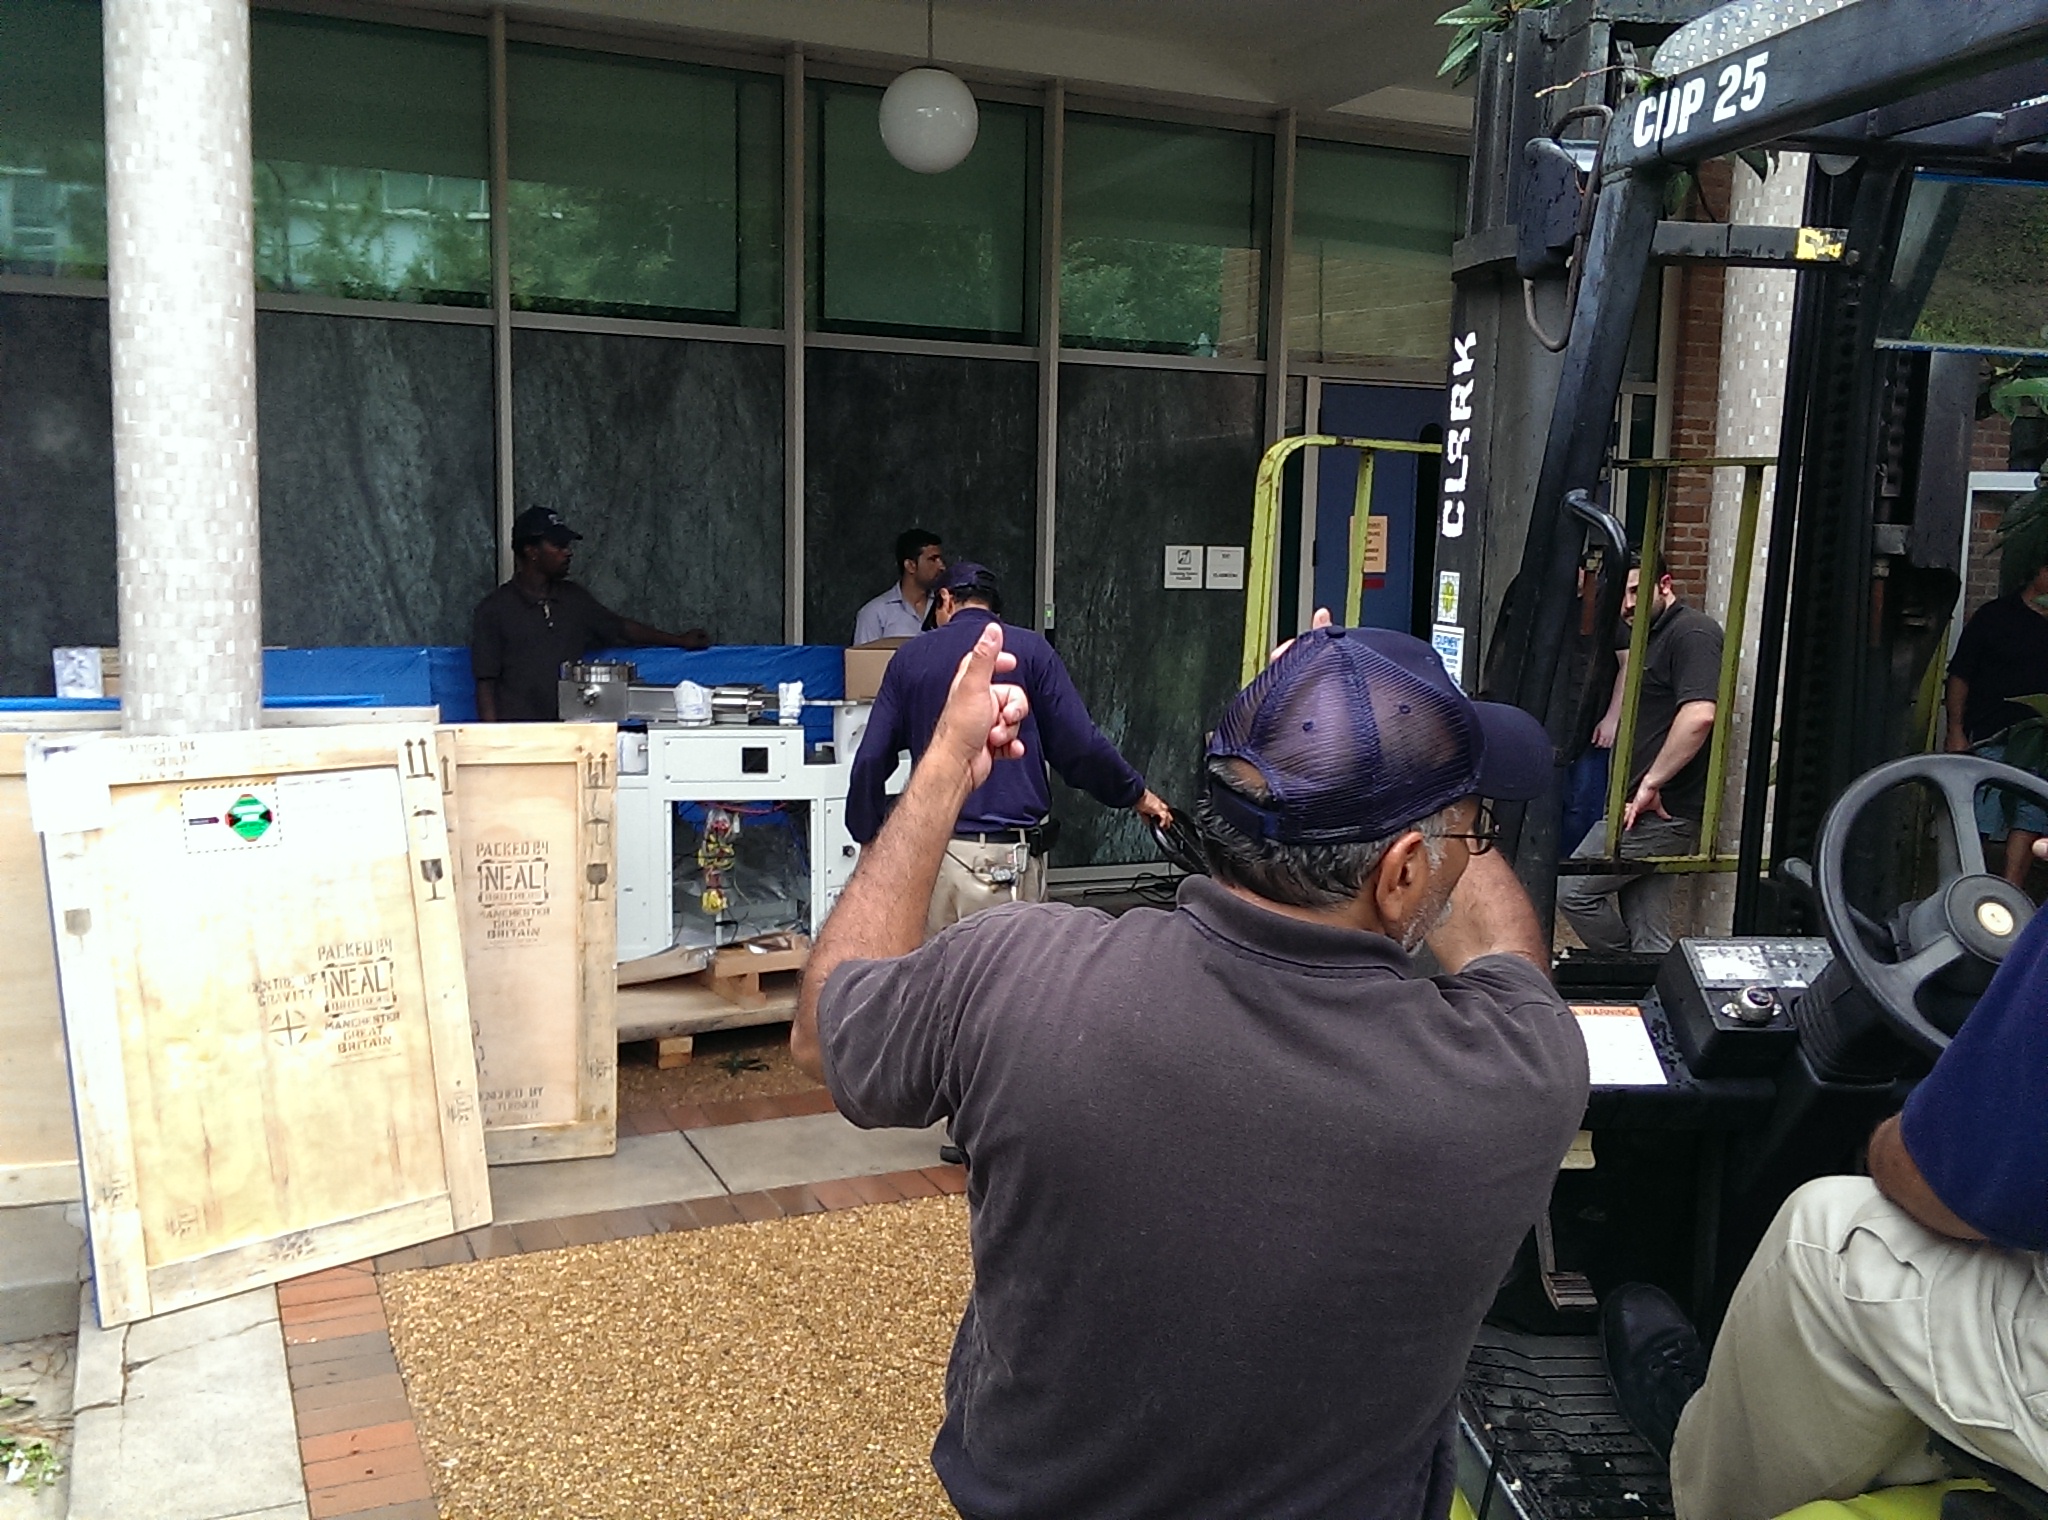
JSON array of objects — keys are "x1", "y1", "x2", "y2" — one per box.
[{"x1": 957, "y1": 818, "x2": 1062, "y2": 857}]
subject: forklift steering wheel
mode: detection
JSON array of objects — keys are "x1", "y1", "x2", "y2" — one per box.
[
  {"x1": 1150, "y1": 805, "x2": 1209, "y2": 878},
  {"x1": 1813, "y1": 753, "x2": 2046, "y2": 1058}
]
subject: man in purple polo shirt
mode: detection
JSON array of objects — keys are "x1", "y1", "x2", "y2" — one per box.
[{"x1": 846, "y1": 561, "x2": 1169, "y2": 935}]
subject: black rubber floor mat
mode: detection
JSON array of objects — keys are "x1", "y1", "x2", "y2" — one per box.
[{"x1": 1461, "y1": 1326, "x2": 1674, "y2": 1520}]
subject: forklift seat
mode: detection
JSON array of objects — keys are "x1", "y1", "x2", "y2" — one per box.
[
  {"x1": 1927, "y1": 1435, "x2": 2048, "y2": 1520},
  {"x1": 1774, "y1": 1484, "x2": 1996, "y2": 1520}
]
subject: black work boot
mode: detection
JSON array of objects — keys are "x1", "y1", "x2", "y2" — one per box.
[{"x1": 1600, "y1": 1283, "x2": 1708, "y2": 1459}]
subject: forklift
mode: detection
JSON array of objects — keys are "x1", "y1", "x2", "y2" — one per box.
[{"x1": 1408, "y1": 2, "x2": 2048, "y2": 1514}]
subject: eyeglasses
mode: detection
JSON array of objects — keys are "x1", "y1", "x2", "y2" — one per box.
[{"x1": 1439, "y1": 800, "x2": 1500, "y2": 857}]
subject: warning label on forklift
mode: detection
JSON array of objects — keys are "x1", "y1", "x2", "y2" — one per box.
[
  {"x1": 1572, "y1": 1005, "x2": 1668, "y2": 1087},
  {"x1": 1436, "y1": 571, "x2": 1461, "y2": 624},
  {"x1": 1431, "y1": 623, "x2": 1466, "y2": 689}
]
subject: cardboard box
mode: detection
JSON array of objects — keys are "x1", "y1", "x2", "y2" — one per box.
[
  {"x1": 844, "y1": 637, "x2": 910, "y2": 702},
  {"x1": 52, "y1": 646, "x2": 119, "y2": 699}
]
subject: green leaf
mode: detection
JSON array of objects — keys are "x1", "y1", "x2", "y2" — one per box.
[
  {"x1": 1435, "y1": 1, "x2": 1500, "y2": 24},
  {"x1": 1438, "y1": 29, "x2": 1484, "y2": 78},
  {"x1": 1990, "y1": 376, "x2": 2048, "y2": 419},
  {"x1": 2009, "y1": 694, "x2": 2048, "y2": 721},
  {"x1": 1735, "y1": 147, "x2": 1776, "y2": 182},
  {"x1": 1663, "y1": 170, "x2": 1697, "y2": 217}
]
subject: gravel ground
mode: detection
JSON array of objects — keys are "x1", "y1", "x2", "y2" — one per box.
[
  {"x1": 618, "y1": 1025, "x2": 823, "y2": 1107},
  {"x1": 383, "y1": 1196, "x2": 971, "y2": 1519}
]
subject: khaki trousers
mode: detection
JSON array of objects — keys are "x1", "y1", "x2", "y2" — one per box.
[
  {"x1": 926, "y1": 839, "x2": 1046, "y2": 937},
  {"x1": 1672, "y1": 1177, "x2": 2048, "y2": 1520}
]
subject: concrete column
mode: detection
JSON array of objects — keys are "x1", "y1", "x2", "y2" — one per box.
[
  {"x1": 1695, "y1": 153, "x2": 1809, "y2": 933},
  {"x1": 102, "y1": 0, "x2": 263, "y2": 735}
]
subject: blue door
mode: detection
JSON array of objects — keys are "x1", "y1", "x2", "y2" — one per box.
[{"x1": 1313, "y1": 383, "x2": 1446, "y2": 633}]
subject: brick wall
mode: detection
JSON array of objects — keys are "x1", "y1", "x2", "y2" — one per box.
[
  {"x1": 1973, "y1": 410, "x2": 2012, "y2": 471},
  {"x1": 1661, "y1": 260, "x2": 1727, "y2": 603},
  {"x1": 1965, "y1": 412, "x2": 2021, "y2": 621}
]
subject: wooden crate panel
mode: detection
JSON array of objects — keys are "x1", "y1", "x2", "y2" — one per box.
[
  {"x1": 0, "y1": 737, "x2": 79, "y2": 1206},
  {"x1": 0, "y1": 712, "x2": 450, "y2": 1208},
  {"x1": 31, "y1": 726, "x2": 489, "y2": 1326},
  {"x1": 440, "y1": 724, "x2": 617, "y2": 1166}
]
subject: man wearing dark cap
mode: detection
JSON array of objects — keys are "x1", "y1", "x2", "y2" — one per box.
[
  {"x1": 797, "y1": 614, "x2": 1589, "y2": 1520},
  {"x1": 846, "y1": 560, "x2": 1170, "y2": 933},
  {"x1": 469, "y1": 507, "x2": 710, "y2": 722}
]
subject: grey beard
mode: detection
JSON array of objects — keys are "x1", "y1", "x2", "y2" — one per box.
[{"x1": 1397, "y1": 888, "x2": 1458, "y2": 953}]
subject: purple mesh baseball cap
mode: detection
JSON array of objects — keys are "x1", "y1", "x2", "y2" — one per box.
[{"x1": 1205, "y1": 625, "x2": 1554, "y2": 846}]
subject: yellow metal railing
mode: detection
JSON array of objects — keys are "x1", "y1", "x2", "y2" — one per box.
[
  {"x1": 1242, "y1": 434, "x2": 1444, "y2": 685},
  {"x1": 1594, "y1": 457, "x2": 1772, "y2": 874}
]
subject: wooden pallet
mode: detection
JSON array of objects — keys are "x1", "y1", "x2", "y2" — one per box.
[
  {"x1": 614, "y1": 935, "x2": 808, "y2": 1065},
  {"x1": 699, "y1": 937, "x2": 809, "y2": 1009}
]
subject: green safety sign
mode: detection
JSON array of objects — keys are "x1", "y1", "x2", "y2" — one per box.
[{"x1": 227, "y1": 794, "x2": 273, "y2": 841}]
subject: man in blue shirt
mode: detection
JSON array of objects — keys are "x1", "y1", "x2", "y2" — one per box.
[
  {"x1": 1605, "y1": 869, "x2": 2048, "y2": 1519},
  {"x1": 853, "y1": 528, "x2": 946, "y2": 644},
  {"x1": 847, "y1": 561, "x2": 1169, "y2": 935}
]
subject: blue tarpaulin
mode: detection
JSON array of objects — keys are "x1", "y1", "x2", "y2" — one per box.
[
  {"x1": 0, "y1": 692, "x2": 382, "y2": 712},
  {"x1": 11, "y1": 646, "x2": 848, "y2": 744},
  {"x1": 588, "y1": 645, "x2": 844, "y2": 746}
]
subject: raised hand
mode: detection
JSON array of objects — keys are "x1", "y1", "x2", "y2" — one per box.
[
  {"x1": 931, "y1": 620, "x2": 1030, "y2": 790},
  {"x1": 1269, "y1": 606, "x2": 1335, "y2": 666}
]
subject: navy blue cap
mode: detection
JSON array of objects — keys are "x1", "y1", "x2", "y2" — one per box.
[
  {"x1": 939, "y1": 561, "x2": 999, "y2": 597},
  {"x1": 512, "y1": 507, "x2": 581, "y2": 546},
  {"x1": 1205, "y1": 625, "x2": 1553, "y2": 846}
]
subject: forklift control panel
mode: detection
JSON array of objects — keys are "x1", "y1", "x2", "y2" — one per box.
[{"x1": 1658, "y1": 937, "x2": 1833, "y2": 1079}]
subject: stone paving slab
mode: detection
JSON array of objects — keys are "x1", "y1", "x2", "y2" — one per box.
[
  {"x1": 66, "y1": 1287, "x2": 306, "y2": 1520},
  {"x1": 683, "y1": 1112, "x2": 947, "y2": 1195},
  {"x1": 484, "y1": 1130, "x2": 726, "y2": 1226}
]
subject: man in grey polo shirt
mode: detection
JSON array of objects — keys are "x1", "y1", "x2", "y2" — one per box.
[{"x1": 793, "y1": 618, "x2": 1589, "y2": 1520}]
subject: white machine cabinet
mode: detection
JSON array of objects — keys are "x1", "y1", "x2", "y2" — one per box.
[{"x1": 614, "y1": 703, "x2": 886, "y2": 962}]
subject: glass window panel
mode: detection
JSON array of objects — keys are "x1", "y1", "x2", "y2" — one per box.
[
  {"x1": 809, "y1": 82, "x2": 1036, "y2": 342},
  {"x1": 0, "y1": 0, "x2": 106, "y2": 278},
  {"x1": 1880, "y1": 174, "x2": 2048, "y2": 356},
  {"x1": 251, "y1": 14, "x2": 490, "y2": 306},
  {"x1": 509, "y1": 46, "x2": 781, "y2": 327},
  {"x1": 1061, "y1": 115, "x2": 1268, "y2": 358},
  {"x1": 1287, "y1": 139, "x2": 1458, "y2": 365}
]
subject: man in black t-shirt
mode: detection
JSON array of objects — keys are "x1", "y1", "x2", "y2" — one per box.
[
  {"x1": 1945, "y1": 560, "x2": 2048, "y2": 885},
  {"x1": 469, "y1": 507, "x2": 710, "y2": 722},
  {"x1": 1561, "y1": 562, "x2": 1724, "y2": 954}
]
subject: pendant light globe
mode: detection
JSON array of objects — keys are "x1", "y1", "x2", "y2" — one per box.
[{"x1": 879, "y1": 66, "x2": 979, "y2": 173}]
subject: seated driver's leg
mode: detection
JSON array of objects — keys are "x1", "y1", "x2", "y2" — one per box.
[{"x1": 1673, "y1": 1176, "x2": 2048, "y2": 1520}]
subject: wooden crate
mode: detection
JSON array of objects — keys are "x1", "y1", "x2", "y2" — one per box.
[
  {"x1": 0, "y1": 737, "x2": 77, "y2": 1207},
  {"x1": 0, "y1": 707, "x2": 449, "y2": 1210},
  {"x1": 437, "y1": 723, "x2": 617, "y2": 1165},
  {"x1": 30, "y1": 726, "x2": 490, "y2": 1327}
]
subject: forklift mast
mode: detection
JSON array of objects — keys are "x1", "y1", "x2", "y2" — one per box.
[{"x1": 1436, "y1": 0, "x2": 2048, "y2": 935}]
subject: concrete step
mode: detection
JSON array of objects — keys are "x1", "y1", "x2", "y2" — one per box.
[{"x1": 0, "y1": 1206, "x2": 86, "y2": 1343}]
